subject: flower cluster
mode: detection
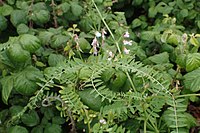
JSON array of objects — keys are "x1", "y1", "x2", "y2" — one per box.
[
  {"x1": 91, "y1": 29, "x2": 107, "y2": 55},
  {"x1": 122, "y1": 31, "x2": 132, "y2": 54}
]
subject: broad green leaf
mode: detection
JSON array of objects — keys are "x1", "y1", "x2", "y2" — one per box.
[
  {"x1": 79, "y1": 38, "x2": 91, "y2": 53},
  {"x1": 17, "y1": 24, "x2": 29, "y2": 34},
  {"x1": 148, "y1": 6, "x2": 157, "y2": 18},
  {"x1": 19, "y1": 34, "x2": 41, "y2": 52},
  {"x1": 156, "y1": 2, "x2": 173, "y2": 14},
  {"x1": 186, "y1": 53, "x2": 200, "y2": 72},
  {"x1": 0, "y1": 15, "x2": 7, "y2": 31},
  {"x1": 132, "y1": 0, "x2": 143, "y2": 6},
  {"x1": 57, "y1": 2, "x2": 70, "y2": 14},
  {"x1": 31, "y1": 126, "x2": 43, "y2": 133},
  {"x1": 180, "y1": 9, "x2": 188, "y2": 18},
  {"x1": 167, "y1": 34, "x2": 180, "y2": 45},
  {"x1": 48, "y1": 54, "x2": 66, "y2": 67},
  {"x1": 50, "y1": 35, "x2": 69, "y2": 48},
  {"x1": 21, "y1": 110, "x2": 40, "y2": 127},
  {"x1": 52, "y1": 116, "x2": 65, "y2": 125},
  {"x1": 148, "y1": 52, "x2": 169, "y2": 64},
  {"x1": 10, "y1": 10, "x2": 27, "y2": 27},
  {"x1": 14, "y1": 66, "x2": 43, "y2": 95},
  {"x1": 7, "y1": 0, "x2": 15, "y2": 5},
  {"x1": 32, "y1": 10, "x2": 50, "y2": 24},
  {"x1": 131, "y1": 18, "x2": 142, "y2": 29},
  {"x1": 44, "y1": 124, "x2": 62, "y2": 133},
  {"x1": 0, "y1": 4, "x2": 13, "y2": 16},
  {"x1": 38, "y1": 31, "x2": 54, "y2": 45},
  {"x1": 9, "y1": 106, "x2": 23, "y2": 116},
  {"x1": 189, "y1": 36, "x2": 199, "y2": 47},
  {"x1": 1, "y1": 76, "x2": 14, "y2": 104},
  {"x1": 8, "y1": 126, "x2": 28, "y2": 133},
  {"x1": 70, "y1": 2, "x2": 83, "y2": 17},
  {"x1": 184, "y1": 68, "x2": 200, "y2": 92},
  {"x1": 197, "y1": 21, "x2": 200, "y2": 30},
  {"x1": 140, "y1": 31, "x2": 159, "y2": 42},
  {"x1": 7, "y1": 43, "x2": 31, "y2": 63},
  {"x1": 176, "y1": 54, "x2": 186, "y2": 68},
  {"x1": 161, "y1": 32, "x2": 169, "y2": 43}
]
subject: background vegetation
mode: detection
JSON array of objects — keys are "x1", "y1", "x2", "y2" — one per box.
[{"x1": 0, "y1": 0, "x2": 200, "y2": 132}]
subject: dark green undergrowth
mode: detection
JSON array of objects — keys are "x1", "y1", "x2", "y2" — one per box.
[{"x1": 0, "y1": 0, "x2": 200, "y2": 133}]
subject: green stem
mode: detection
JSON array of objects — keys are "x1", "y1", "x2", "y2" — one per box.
[
  {"x1": 91, "y1": 0, "x2": 122, "y2": 57},
  {"x1": 175, "y1": 93, "x2": 200, "y2": 98},
  {"x1": 125, "y1": 71, "x2": 136, "y2": 92}
]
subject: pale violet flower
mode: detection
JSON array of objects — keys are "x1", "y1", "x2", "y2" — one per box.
[
  {"x1": 124, "y1": 31, "x2": 130, "y2": 38},
  {"x1": 123, "y1": 40, "x2": 132, "y2": 45},
  {"x1": 95, "y1": 31, "x2": 101, "y2": 38},
  {"x1": 91, "y1": 37, "x2": 99, "y2": 47},
  {"x1": 123, "y1": 47, "x2": 130, "y2": 54}
]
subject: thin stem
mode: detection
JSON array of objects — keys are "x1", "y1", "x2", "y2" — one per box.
[
  {"x1": 91, "y1": 0, "x2": 122, "y2": 57},
  {"x1": 125, "y1": 71, "x2": 136, "y2": 92},
  {"x1": 175, "y1": 93, "x2": 200, "y2": 98}
]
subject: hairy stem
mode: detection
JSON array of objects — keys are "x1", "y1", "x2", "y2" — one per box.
[
  {"x1": 51, "y1": 0, "x2": 58, "y2": 28},
  {"x1": 91, "y1": 0, "x2": 122, "y2": 57}
]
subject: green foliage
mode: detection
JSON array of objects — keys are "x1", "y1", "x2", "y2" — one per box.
[{"x1": 0, "y1": 0, "x2": 199, "y2": 132}]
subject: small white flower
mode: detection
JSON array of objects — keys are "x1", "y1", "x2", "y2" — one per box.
[
  {"x1": 108, "y1": 51, "x2": 113, "y2": 57},
  {"x1": 107, "y1": 58, "x2": 112, "y2": 61},
  {"x1": 99, "y1": 119, "x2": 106, "y2": 124},
  {"x1": 124, "y1": 31, "x2": 130, "y2": 38},
  {"x1": 123, "y1": 40, "x2": 132, "y2": 46},
  {"x1": 95, "y1": 31, "x2": 101, "y2": 38},
  {"x1": 123, "y1": 47, "x2": 130, "y2": 54}
]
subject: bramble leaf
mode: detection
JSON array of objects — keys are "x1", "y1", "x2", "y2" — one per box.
[{"x1": 1, "y1": 76, "x2": 14, "y2": 104}]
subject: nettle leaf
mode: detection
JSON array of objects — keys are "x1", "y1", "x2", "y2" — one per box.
[
  {"x1": 31, "y1": 126, "x2": 43, "y2": 133},
  {"x1": 7, "y1": 43, "x2": 31, "y2": 63},
  {"x1": 48, "y1": 54, "x2": 66, "y2": 67},
  {"x1": 0, "y1": 15, "x2": 7, "y2": 31},
  {"x1": 14, "y1": 66, "x2": 43, "y2": 95},
  {"x1": 0, "y1": 76, "x2": 14, "y2": 104},
  {"x1": 190, "y1": 36, "x2": 199, "y2": 47},
  {"x1": 140, "y1": 31, "x2": 159, "y2": 42},
  {"x1": 52, "y1": 116, "x2": 65, "y2": 125},
  {"x1": 184, "y1": 68, "x2": 200, "y2": 92},
  {"x1": 19, "y1": 34, "x2": 41, "y2": 53},
  {"x1": 186, "y1": 53, "x2": 200, "y2": 72},
  {"x1": 148, "y1": 52, "x2": 169, "y2": 64},
  {"x1": 70, "y1": 2, "x2": 83, "y2": 17},
  {"x1": 57, "y1": 2, "x2": 70, "y2": 14},
  {"x1": 0, "y1": 4, "x2": 13, "y2": 16},
  {"x1": 21, "y1": 110, "x2": 40, "y2": 127},
  {"x1": 8, "y1": 126, "x2": 28, "y2": 133},
  {"x1": 156, "y1": 2, "x2": 173, "y2": 14},
  {"x1": 148, "y1": 6, "x2": 157, "y2": 18},
  {"x1": 50, "y1": 35, "x2": 69, "y2": 48},
  {"x1": 17, "y1": 24, "x2": 29, "y2": 34},
  {"x1": 44, "y1": 124, "x2": 62, "y2": 133},
  {"x1": 32, "y1": 10, "x2": 50, "y2": 24},
  {"x1": 176, "y1": 54, "x2": 186, "y2": 68},
  {"x1": 167, "y1": 34, "x2": 180, "y2": 45},
  {"x1": 10, "y1": 10, "x2": 27, "y2": 27},
  {"x1": 131, "y1": 18, "x2": 142, "y2": 29},
  {"x1": 38, "y1": 31, "x2": 54, "y2": 45},
  {"x1": 78, "y1": 38, "x2": 91, "y2": 53},
  {"x1": 180, "y1": 9, "x2": 188, "y2": 18}
]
